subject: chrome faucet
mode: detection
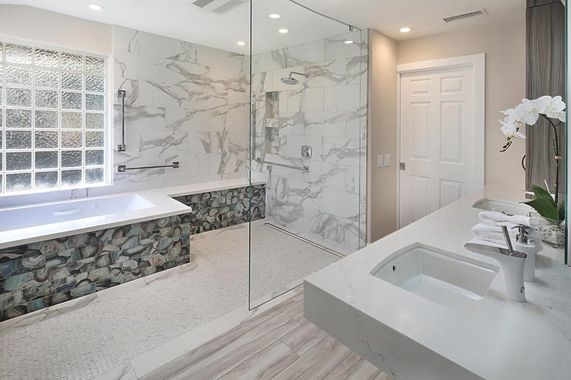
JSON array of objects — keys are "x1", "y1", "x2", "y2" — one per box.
[{"x1": 464, "y1": 226, "x2": 527, "y2": 303}]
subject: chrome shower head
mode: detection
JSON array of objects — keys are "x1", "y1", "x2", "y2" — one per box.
[
  {"x1": 280, "y1": 76, "x2": 299, "y2": 85},
  {"x1": 280, "y1": 71, "x2": 308, "y2": 85}
]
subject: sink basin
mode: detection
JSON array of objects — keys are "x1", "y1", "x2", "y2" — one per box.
[
  {"x1": 371, "y1": 243, "x2": 498, "y2": 307},
  {"x1": 473, "y1": 198, "x2": 532, "y2": 216}
]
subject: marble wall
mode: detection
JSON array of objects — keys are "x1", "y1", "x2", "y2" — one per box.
[
  {"x1": 0, "y1": 216, "x2": 190, "y2": 321},
  {"x1": 251, "y1": 31, "x2": 368, "y2": 253},
  {"x1": 113, "y1": 26, "x2": 249, "y2": 192}
]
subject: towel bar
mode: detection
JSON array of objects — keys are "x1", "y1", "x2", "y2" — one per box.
[{"x1": 117, "y1": 162, "x2": 180, "y2": 172}]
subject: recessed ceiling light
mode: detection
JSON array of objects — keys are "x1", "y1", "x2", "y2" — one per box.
[
  {"x1": 278, "y1": 28, "x2": 289, "y2": 34},
  {"x1": 88, "y1": 4, "x2": 103, "y2": 11},
  {"x1": 237, "y1": 41, "x2": 246, "y2": 46},
  {"x1": 269, "y1": 13, "x2": 281, "y2": 19},
  {"x1": 344, "y1": 40, "x2": 355, "y2": 44},
  {"x1": 400, "y1": 26, "x2": 412, "y2": 33}
]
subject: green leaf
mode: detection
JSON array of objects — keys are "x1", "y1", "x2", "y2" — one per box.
[
  {"x1": 558, "y1": 200, "x2": 566, "y2": 221},
  {"x1": 530, "y1": 185, "x2": 556, "y2": 208},
  {"x1": 524, "y1": 198, "x2": 559, "y2": 220}
]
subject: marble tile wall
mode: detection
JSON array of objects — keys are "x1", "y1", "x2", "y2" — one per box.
[
  {"x1": 0, "y1": 216, "x2": 190, "y2": 321},
  {"x1": 173, "y1": 185, "x2": 265, "y2": 234},
  {"x1": 251, "y1": 31, "x2": 368, "y2": 254},
  {"x1": 112, "y1": 26, "x2": 250, "y2": 192}
]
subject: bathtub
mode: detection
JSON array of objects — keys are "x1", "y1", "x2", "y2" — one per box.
[{"x1": 0, "y1": 191, "x2": 191, "y2": 249}]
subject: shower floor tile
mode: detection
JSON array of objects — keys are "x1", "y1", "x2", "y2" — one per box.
[{"x1": 0, "y1": 220, "x2": 339, "y2": 380}]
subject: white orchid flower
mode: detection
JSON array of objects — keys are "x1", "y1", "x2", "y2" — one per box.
[
  {"x1": 558, "y1": 111, "x2": 566, "y2": 123},
  {"x1": 500, "y1": 117, "x2": 525, "y2": 139},
  {"x1": 501, "y1": 107, "x2": 517, "y2": 118},
  {"x1": 515, "y1": 96, "x2": 552, "y2": 125},
  {"x1": 544, "y1": 95, "x2": 566, "y2": 119}
]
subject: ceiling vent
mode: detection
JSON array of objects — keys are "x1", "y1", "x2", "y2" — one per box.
[
  {"x1": 443, "y1": 8, "x2": 489, "y2": 23},
  {"x1": 191, "y1": 0, "x2": 248, "y2": 14}
]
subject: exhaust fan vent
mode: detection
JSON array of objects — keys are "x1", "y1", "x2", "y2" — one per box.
[
  {"x1": 192, "y1": 0, "x2": 248, "y2": 14},
  {"x1": 443, "y1": 8, "x2": 489, "y2": 23}
]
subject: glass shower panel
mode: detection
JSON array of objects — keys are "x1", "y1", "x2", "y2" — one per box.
[{"x1": 249, "y1": 0, "x2": 368, "y2": 308}]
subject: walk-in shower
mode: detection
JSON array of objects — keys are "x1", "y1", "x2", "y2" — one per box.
[{"x1": 248, "y1": 0, "x2": 368, "y2": 309}]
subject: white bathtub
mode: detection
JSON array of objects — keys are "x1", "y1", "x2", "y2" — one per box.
[
  {"x1": 0, "y1": 192, "x2": 191, "y2": 249},
  {"x1": 0, "y1": 194, "x2": 154, "y2": 231}
]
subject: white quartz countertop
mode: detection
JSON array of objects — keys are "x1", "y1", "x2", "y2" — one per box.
[{"x1": 304, "y1": 192, "x2": 571, "y2": 380}]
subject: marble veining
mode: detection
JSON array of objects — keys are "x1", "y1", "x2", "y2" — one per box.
[
  {"x1": 113, "y1": 26, "x2": 249, "y2": 192},
  {"x1": 251, "y1": 31, "x2": 368, "y2": 254}
]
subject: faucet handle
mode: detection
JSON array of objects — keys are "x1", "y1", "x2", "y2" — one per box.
[
  {"x1": 501, "y1": 226, "x2": 515, "y2": 254},
  {"x1": 511, "y1": 224, "x2": 532, "y2": 243}
]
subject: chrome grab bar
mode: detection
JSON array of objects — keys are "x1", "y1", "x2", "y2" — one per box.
[
  {"x1": 255, "y1": 158, "x2": 309, "y2": 173},
  {"x1": 118, "y1": 162, "x2": 180, "y2": 173},
  {"x1": 117, "y1": 90, "x2": 127, "y2": 152}
]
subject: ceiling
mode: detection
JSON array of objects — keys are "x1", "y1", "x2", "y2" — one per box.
[
  {"x1": 0, "y1": 0, "x2": 525, "y2": 53},
  {"x1": 296, "y1": 0, "x2": 526, "y2": 41}
]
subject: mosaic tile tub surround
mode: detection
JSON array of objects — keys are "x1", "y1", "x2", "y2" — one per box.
[
  {"x1": 173, "y1": 185, "x2": 266, "y2": 234},
  {"x1": 0, "y1": 216, "x2": 190, "y2": 321}
]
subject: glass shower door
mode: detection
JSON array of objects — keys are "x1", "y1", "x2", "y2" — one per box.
[{"x1": 248, "y1": 0, "x2": 368, "y2": 308}]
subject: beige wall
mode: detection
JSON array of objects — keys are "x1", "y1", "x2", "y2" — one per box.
[
  {"x1": 0, "y1": 5, "x2": 112, "y2": 55},
  {"x1": 368, "y1": 30, "x2": 399, "y2": 242},
  {"x1": 369, "y1": 17, "x2": 527, "y2": 242}
]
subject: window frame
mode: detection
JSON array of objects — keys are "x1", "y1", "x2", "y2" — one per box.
[{"x1": 0, "y1": 36, "x2": 113, "y2": 196}]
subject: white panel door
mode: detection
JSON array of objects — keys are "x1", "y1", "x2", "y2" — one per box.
[{"x1": 399, "y1": 64, "x2": 482, "y2": 227}]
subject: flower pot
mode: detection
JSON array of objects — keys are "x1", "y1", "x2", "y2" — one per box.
[{"x1": 530, "y1": 212, "x2": 565, "y2": 247}]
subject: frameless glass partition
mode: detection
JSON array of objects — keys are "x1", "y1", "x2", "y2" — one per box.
[{"x1": 248, "y1": 0, "x2": 368, "y2": 308}]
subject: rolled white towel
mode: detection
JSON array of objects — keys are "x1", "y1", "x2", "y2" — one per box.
[
  {"x1": 471, "y1": 222, "x2": 543, "y2": 249},
  {"x1": 479, "y1": 211, "x2": 531, "y2": 227},
  {"x1": 471, "y1": 223, "x2": 516, "y2": 246}
]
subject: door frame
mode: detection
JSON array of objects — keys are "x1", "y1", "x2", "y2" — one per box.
[{"x1": 396, "y1": 53, "x2": 486, "y2": 228}]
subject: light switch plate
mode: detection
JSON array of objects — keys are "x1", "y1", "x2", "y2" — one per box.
[{"x1": 383, "y1": 154, "x2": 390, "y2": 167}]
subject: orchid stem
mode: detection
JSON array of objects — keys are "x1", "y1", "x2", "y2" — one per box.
[{"x1": 541, "y1": 114, "x2": 561, "y2": 206}]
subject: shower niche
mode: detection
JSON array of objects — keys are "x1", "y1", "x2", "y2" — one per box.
[{"x1": 264, "y1": 91, "x2": 280, "y2": 154}]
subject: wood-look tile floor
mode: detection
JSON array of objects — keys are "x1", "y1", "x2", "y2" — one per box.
[{"x1": 145, "y1": 292, "x2": 392, "y2": 380}]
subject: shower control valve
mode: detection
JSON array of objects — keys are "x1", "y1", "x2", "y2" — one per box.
[{"x1": 301, "y1": 145, "x2": 312, "y2": 159}]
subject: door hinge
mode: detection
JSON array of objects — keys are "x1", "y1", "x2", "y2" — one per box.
[{"x1": 399, "y1": 162, "x2": 406, "y2": 171}]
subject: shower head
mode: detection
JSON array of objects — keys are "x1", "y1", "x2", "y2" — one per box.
[
  {"x1": 281, "y1": 71, "x2": 308, "y2": 85},
  {"x1": 281, "y1": 76, "x2": 299, "y2": 85}
]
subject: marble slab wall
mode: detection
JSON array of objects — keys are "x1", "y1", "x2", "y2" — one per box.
[
  {"x1": 251, "y1": 31, "x2": 368, "y2": 254},
  {"x1": 113, "y1": 26, "x2": 250, "y2": 192},
  {"x1": 173, "y1": 185, "x2": 265, "y2": 234},
  {"x1": 0, "y1": 216, "x2": 190, "y2": 321}
]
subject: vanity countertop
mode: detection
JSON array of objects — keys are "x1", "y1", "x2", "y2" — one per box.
[{"x1": 304, "y1": 191, "x2": 571, "y2": 380}]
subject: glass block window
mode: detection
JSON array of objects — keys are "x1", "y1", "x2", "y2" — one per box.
[{"x1": 0, "y1": 41, "x2": 108, "y2": 194}]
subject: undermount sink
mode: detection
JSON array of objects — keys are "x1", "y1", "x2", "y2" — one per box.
[
  {"x1": 371, "y1": 243, "x2": 498, "y2": 307},
  {"x1": 473, "y1": 198, "x2": 532, "y2": 216}
]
